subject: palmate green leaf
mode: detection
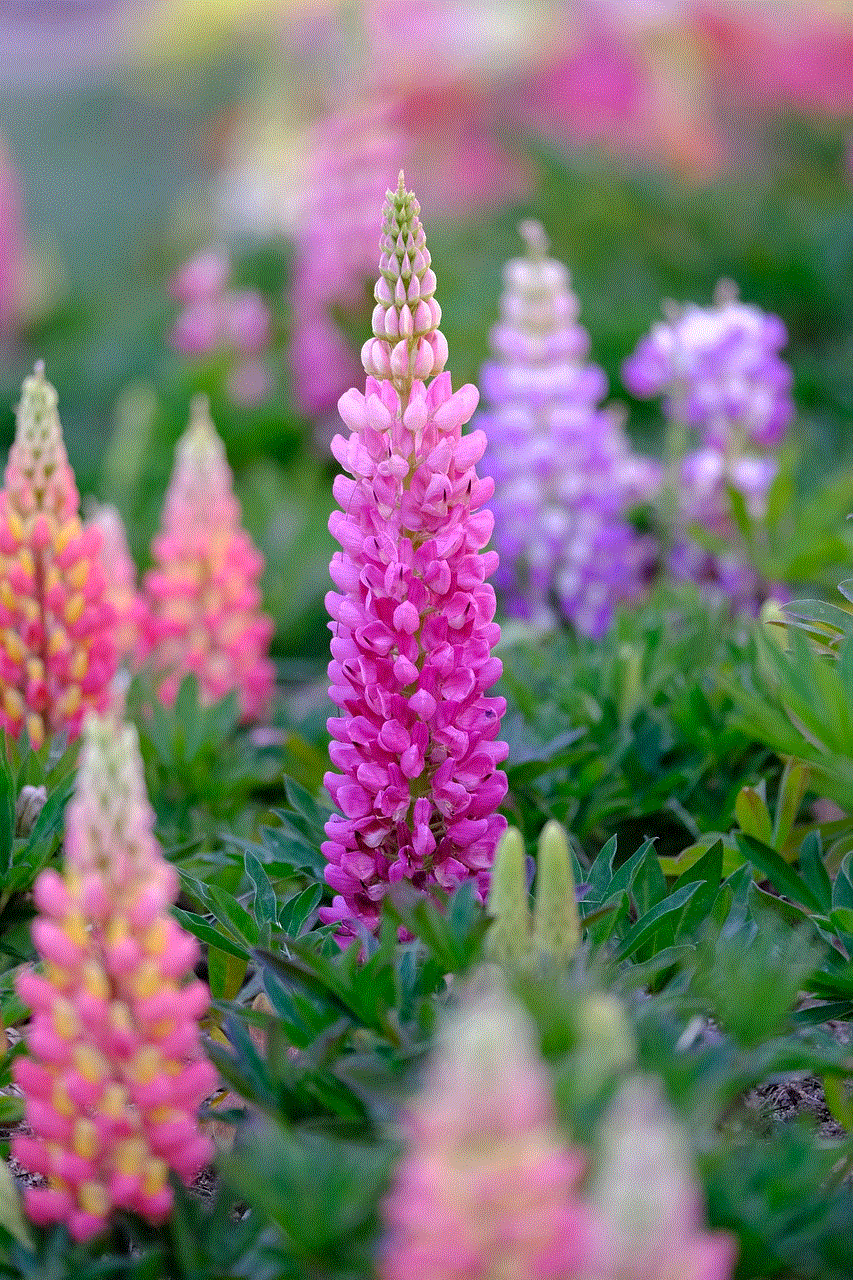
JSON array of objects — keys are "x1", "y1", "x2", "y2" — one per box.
[
  {"x1": 773, "y1": 759, "x2": 810, "y2": 852},
  {"x1": 630, "y1": 844, "x2": 668, "y2": 917},
  {"x1": 703, "y1": 1124, "x2": 853, "y2": 1280},
  {"x1": 0, "y1": 1163, "x2": 32, "y2": 1252},
  {"x1": 257, "y1": 944, "x2": 366, "y2": 1028},
  {"x1": 0, "y1": 1087, "x2": 23, "y2": 1124},
  {"x1": 265, "y1": 814, "x2": 327, "y2": 877},
  {"x1": 798, "y1": 831, "x2": 833, "y2": 913},
  {"x1": 203, "y1": 885, "x2": 261, "y2": 949},
  {"x1": 208, "y1": 948, "x2": 248, "y2": 1000},
  {"x1": 832, "y1": 850, "x2": 853, "y2": 911},
  {"x1": 385, "y1": 880, "x2": 489, "y2": 976},
  {"x1": 691, "y1": 925, "x2": 822, "y2": 1049},
  {"x1": 734, "y1": 784, "x2": 774, "y2": 846},
  {"x1": 243, "y1": 849, "x2": 279, "y2": 935},
  {"x1": 617, "y1": 882, "x2": 705, "y2": 960},
  {"x1": 171, "y1": 908, "x2": 251, "y2": 961},
  {"x1": 285, "y1": 778, "x2": 333, "y2": 836},
  {"x1": 736, "y1": 834, "x2": 824, "y2": 914},
  {"x1": 278, "y1": 884, "x2": 323, "y2": 936},
  {"x1": 503, "y1": 720, "x2": 586, "y2": 785},
  {"x1": 784, "y1": 598, "x2": 853, "y2": 649}
]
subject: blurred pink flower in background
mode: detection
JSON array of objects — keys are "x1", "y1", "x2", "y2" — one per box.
[
  {"x1": 88, "y1": 502, "x2": 142, "y2": 665},
  {"x1": 698, "y1": 2, "x2": 853, "y2": 119},
  {"x1": 168, "y1": 248, "x2": 273, "y2": 406},
  {"x1": 0, "y1": 136, "x2": 29, "y2": 336},
  {"x1": 139, "y1": 395, "x2": 275, "y2": 721},
  {"x1": 290, "y1": 100, "x2": 401, "y2": 422}
]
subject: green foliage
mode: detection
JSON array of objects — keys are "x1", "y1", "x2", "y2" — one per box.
[{"x1": 498, "y1": 589, "x2": 776, "y2": 856}]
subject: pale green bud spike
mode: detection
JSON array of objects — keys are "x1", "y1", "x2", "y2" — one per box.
[
  {"x1": 15, "y1": 360, "x2": 64, "y2": 476},
  {"x1": 361, "y1": 170, "x2": 448, "y2": 400},
  {"x1": 485, "y1": 826, "x2": 531, "y2": 968},
  {"x1": 531, "y1": 820, "x2": 581, "y2": 965},
  {"x1": 177, "y1": 393, "x2": 229, "y2": 484}
]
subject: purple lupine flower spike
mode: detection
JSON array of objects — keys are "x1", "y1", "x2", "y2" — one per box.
[
  {"x1": 322, "y1": 172, "x2": 508, "y2": 938},
  {"x1": 480, "y1": 221, "x2": 659, "y2": 637},
  {"x1": 622, "y1": 280, "x2": 793, "y2": 454},
  {"x1": 623, "y1": 282, "x2": 791, "y2": 610}
]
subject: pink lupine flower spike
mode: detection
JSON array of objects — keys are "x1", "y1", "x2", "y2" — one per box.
[
  {"x1": 381, "y1": 973, "x2": 593, "y2": 1280},
  {"x1": 13, "y1": 707, "x2": 217, "y2": 1241},
  {"x1": 0, "y1": 364, "x2": 117, "y2": 747},
  {"x1": 322, "y1": 173, "x2": 508, "y2": 937},
  {"x1": 139, "y1": 395, "x2": 275, "y2": 721},
  {"x1": 88, "y1": 502, "x2": 142, "y2": 665}
]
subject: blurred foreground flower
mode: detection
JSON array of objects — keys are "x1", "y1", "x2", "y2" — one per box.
[
  {"x1": 623, "y1": 283, "x2": 791, "y2": 610},
  {"x1": 139, "y1": 396, "x2": 275, "y2": 720},
  {"x1": 0, "y1": 365, "x2": 117, "y2": 747},
  {"x1": 322, "y1": 173, "x2": 507, "y2": 936},
  {"x1": 481, "y1": 221, "x2": 659, "y2": 637},
  {"x1": 588, "y1": 1076, "x2": 736, "y2": 1280},
  {"x1": 13, "y1": 707, "x2": 216, "y2": 1241},
  {"x1": 169, "y1": 248, "x2": 273, "y2": 406},
  {"x1": 381, "y1": 973, "x2": 592, "y2": 1280}
]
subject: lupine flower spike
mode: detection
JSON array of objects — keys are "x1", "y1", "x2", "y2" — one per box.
[
  {"x1": 0, "y1": 364, "x2": 117, "y2": 747},
  {"x1": 88, "y1": 502, "x2": 141, "y2": 665},
  {"x1": 623, "y1": 283, "x2": 792, "y2": 610},
  {"x1": 381, "y1": 973, "x2": 592, "y2": 1280},
  {"x1": 322, "y1": 172, "x2": 508, "y2": 936},
  {"x1": 140, "y1": 395, "x2": 275, "y2": 720},
  {"x1": 588, "y1": 1076, "x2": 736, "y2": 1280},
  {"x1": 480, "y1": 221, "x2": 659, "y2": 637},
  {"x1": 13, "y1": 707, "x2": 217, "y2": 1241}
]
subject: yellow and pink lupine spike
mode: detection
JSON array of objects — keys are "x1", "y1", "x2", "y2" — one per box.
[
  {"x1": 88, "y1": 503, "x2": 142, "y2": 665},
  {"x1": 0, "y1": 364, "x2": 117, "y2": 747},
  {"x1": 13, "y1": 707, "x2": 217, "y2": 1242},
  {"x1": 139, "y1": 396, "x2": 275, "y2": 720}
]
